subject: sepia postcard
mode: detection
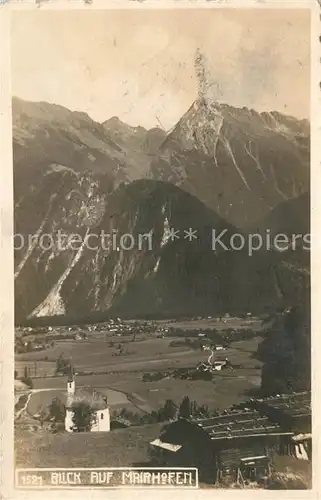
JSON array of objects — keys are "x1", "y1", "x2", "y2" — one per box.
[{"x1": 0, "y1": 1, "x2": 320, "y2": 498}]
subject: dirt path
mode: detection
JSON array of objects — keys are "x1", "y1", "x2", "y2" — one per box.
[
  {"x1": 126, "y1": 392, "x2": 154, "y2": 414},
  {"x1": 15, "y1": 392, "x2": 32, "y2": 419}
]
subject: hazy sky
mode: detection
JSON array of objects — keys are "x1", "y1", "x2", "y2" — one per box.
[{"x1": 11, "y1": 9, "x2": 310, "y2": 130}]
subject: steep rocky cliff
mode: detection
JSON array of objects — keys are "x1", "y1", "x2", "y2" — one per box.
[{"x1": 152, "y1": 98, "x2": 309, "y2": 227}]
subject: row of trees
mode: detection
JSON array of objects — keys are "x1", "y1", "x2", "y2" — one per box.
[
  {"x1": 127, "y1": 396, "x2": 213, "y2": 424},
  {"x1": 167, "y1": 327, "x2": 256, "y2": 344},
  {"x1": 47, "y1": 395, "x2": 215, "y2": 432}
]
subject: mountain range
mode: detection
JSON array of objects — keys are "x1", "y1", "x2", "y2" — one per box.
[{"x1": 12, "y1": 97, "x2": 310, "y2": 322}]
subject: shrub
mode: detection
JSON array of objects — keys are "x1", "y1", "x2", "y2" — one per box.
[
  {"x1": 71, "y1": 401, "x2": 97, "y2": 432},
  {"x1": 22, "y1": 377, "x2": 33, "y2": 388}
]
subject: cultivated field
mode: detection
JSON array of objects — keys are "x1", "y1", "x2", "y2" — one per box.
[
  {"x1": 15, "y1": 360, "x2": 56, "y2": 378},
  {"x1": 16, "y1": 317, "x2": 263, "y2": 375},
  {"x1": 24, "y1": 337, "x2": 262, "y2": 413},
  {"x1": 84, "y1": 338, "x2": 263, "y2": 411},
  {"x1": 16, "y1": 337, "x2": 205, "y2": 375}
]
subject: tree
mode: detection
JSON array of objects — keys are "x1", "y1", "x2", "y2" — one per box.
[
  {"x1": 161, "y1": 399, "x2": 176, "y2": 421},
  {"x1": 22, "y1": 366, "x2": 33, "y2": 388},
  {"x1": 178, "y1": 396, "x2": 191, "y2": 418},
  {"x1": 55, "y1": 355, "x2": 72, "y2": 375},
  {"x1": 190, "y1": 400, "x2": 198, "y2": 416},
  {"x1": 71, "y1": 401, "x2": 96, "y2": 432},
  {"x1": 49, "y1": 397, "x2": 66, "y2": 423},
  {"x1": 197, "y1": 404, "x2": 210, "y2": 418},
  {"x1": 23, "y1": 377, "x2": 33, "y2": 388},
  {"x1": 39, "y1": 410, "x2": 46, "y2": 428}
]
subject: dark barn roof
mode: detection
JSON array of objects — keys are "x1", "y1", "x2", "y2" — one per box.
[
  {"x1": 252, "y1": 392, "x2": 311, "y2": 417},
  {"x1": 246, "y1": 392, "x2": 311, "y2": 431},
  {"x1": 154, "y1": 409, "x2": 293, "y2": 451},
  {"x1": 189, "y1": 409, "x2": 292, "y2": 441}
]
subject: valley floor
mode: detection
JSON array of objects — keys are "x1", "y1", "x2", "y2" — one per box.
[{"x1": 14, "y1": 319, "x2": 310, "y2": 488}]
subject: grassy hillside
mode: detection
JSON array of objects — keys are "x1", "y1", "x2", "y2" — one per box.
[{"x1": 15, "y1": 424, "x2": 163, "y2": 468}]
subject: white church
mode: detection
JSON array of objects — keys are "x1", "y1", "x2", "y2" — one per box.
[{"x1": 65, "y1": 372, "x2": 110, "y2": 433}]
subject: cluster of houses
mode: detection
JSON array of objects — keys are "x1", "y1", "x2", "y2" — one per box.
[
  {"x1": 15, "y1": 337, "x2": 49, "y2": 354},
  {"x1": 15, "y1": 318, "x2": 160, "y2": 344},
  {"x1": 150, "y1": 391, "x2": 311, "y2": 485},
  {"x1": 196, "y1": 344, "x2": 230, "y2": 373},
  {"x1": 196, "y1": 359, "x2": 230, "y2": 373}
]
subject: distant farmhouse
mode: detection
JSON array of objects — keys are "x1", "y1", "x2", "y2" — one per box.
[
  {"x1": 65, "y1": 372, "x2": 110, "y2": 433},
  {"x1": 150, "y1": 392, "x2": 311, "y2": 485},
  {"x1": 197, "y1": 345, "x2": 230, "y2": 373}
]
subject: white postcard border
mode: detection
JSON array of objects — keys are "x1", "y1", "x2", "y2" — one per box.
[{"x1": 1, "y1": 1, "x2": 320, "y2": 499}]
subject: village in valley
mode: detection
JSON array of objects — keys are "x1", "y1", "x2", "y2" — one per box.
[{"x1": 14, "y1": 311, "x2": 311, "y2": 488}]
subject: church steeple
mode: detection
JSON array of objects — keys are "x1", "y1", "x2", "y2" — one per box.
[
  {"x1": 67, "y1": 365, "x2": 75, "y2": 403},
  {"x1": 67, "y1": 364, "x2": 74, "y2": 383}
]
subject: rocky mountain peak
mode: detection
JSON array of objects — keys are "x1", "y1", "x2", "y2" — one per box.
[{"x1": 152, "y1": 97, "x2": 309, "y2": 227}]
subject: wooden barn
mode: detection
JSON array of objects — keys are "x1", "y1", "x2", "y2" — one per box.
[
  {"x1": 150, "y1": 392, "x2": 311, "y2": 485},
  {"x1": 150, "y1": 409, "x2": 293, "y2": 484},
  {"x1": 246, "y1": 391, "x2": 311, "y2": 460}
]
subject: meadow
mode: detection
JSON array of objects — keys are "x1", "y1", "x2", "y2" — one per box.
[
  {"x1": 16, "y1": 316, "x2": 264, "y2": 421},
  {"x1": 25, "y1": 337, "x2": 262, "y2": 414}
]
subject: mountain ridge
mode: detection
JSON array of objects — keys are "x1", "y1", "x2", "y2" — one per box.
[
  {"x1": 13, "y1": 97, "x2": 310, "y2": 321},
  {"x1": 151, "y1": 96, "x2": 309, "y2": 228}
]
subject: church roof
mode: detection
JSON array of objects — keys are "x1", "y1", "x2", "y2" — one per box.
[{"x1": 65, "y1": 386, "x2": 108, "y2": 411}]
